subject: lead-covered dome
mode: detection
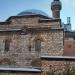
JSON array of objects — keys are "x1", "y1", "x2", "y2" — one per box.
[{"x1": 17, "y1": 9, "x2": 49, "y2": 17}]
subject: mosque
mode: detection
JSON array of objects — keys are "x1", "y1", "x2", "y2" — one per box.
[{"x1": 0, "y1": 0, "x2": 75, "y2": 75}]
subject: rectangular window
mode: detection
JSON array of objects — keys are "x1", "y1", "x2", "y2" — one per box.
[
  {"x1": 5, "y1": 39, "x2": 10, "y2": 52},
  {"x1": 35, "y1": 39, "x2": 41, "y2": 52},
  {"x1": 28, "y1": 45, "x2": 31, "y2": 51},
  {"x1": 0, "y1": 40, "x2": 5, "y2": 52}
]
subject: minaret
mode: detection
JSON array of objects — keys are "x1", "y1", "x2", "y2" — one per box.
[{"x1": 51, "y1": 0, "x2": 62, "y2": 18}]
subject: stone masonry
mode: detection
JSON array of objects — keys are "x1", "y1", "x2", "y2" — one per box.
[
  {"x1": 0, "y1": 14, "x2": 64, "y2": 74},
  {"x1": 0, "y1": 16, "x2": 64, "y2": 68},
  {"x1": 0, "y1": 0, "x2": 75, "y2": 75}
]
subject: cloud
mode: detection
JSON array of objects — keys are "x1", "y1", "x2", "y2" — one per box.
[{"x1": 63, "y1": 0, "x2": 75, "y2": 5}]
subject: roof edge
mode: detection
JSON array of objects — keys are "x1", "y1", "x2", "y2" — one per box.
[
  {"x1": 41, "y1": 56, "x2": 75, "y2": 61},
  {"x1": 6, "y1": 15, "x2": 51, "y2": 21},
  {"x1": 0, "y1": 67, "x2": 41, "y2": 72}
]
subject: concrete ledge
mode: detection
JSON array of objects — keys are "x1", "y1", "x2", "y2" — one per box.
[
  {"x1": 0, "y1": 29, "x2": 21, "y2": 32},
  {"x1": 41, "y1": 56, "x2": 75, "y2": 61},
  {"x1": 0, "y1": 67, "x2": 41, "y2": 72}
]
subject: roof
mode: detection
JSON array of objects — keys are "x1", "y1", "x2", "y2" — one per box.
[
  {"x1": 17, "y1": 9, "x2": 49, "y2": 17},
  {"x1": 6, "y1": 9, "x2": 52, "y2": 21}
]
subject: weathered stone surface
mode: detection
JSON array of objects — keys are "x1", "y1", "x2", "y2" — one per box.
[
  {"x1": 0, "y1": 72, "x2": 41, "y2": 75},
  {"x1": 0, "y1": 16, "x2": 63, "y2": 68},
  {"x1": 42, "y1": 59, "x2": 75, "y2": 75}
]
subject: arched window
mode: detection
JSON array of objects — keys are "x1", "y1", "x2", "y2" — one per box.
[{"x1": 35, "y1": 39, "x2": 41, "y2": 52}]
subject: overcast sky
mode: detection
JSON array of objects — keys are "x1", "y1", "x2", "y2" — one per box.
[{"x1": 0, "y1": 0, "x2": 75, "y2": 30}]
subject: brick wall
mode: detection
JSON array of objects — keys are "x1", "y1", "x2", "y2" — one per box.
[{"x1": 64, "y1": 39, "x2": 75, "y2": 56}]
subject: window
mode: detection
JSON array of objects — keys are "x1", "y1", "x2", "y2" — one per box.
[
  {"x1": 28, "y1": 45, "x2": 31, "y2": 51},
  {"x1": 35, "y1": 39, "x2": 41, "y2": 52},
  {"x1": 0, "y1": 40, "x2": 5, "y2": 52},
  {"x1": 5, "y1": 39, "x2": 11, "y2": 52}
]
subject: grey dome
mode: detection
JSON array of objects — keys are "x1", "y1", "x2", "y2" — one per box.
[{"x1": 17, "y1": 9, "x2": 48, "y2": 17}]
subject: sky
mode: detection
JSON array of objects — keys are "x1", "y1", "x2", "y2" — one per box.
[{"x1": 0, "y1": 0, "x2": 75, "y2": 30}]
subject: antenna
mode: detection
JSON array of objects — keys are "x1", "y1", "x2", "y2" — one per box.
[
  {"x1": 67, "y1": 17, "x2": 71, "y2": 24},
  {"x1": 54, "y1": 0, "x2": 59, "y2": 1}
]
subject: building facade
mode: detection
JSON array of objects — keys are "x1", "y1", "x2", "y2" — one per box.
[{"x1": 0, "y1": 0, "x2": 75, "y2": 75}]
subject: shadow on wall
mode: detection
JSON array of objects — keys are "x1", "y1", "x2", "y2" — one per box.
[
  {"x1": 31, "y1": 58, "x2": 41, "y2": 67},
  {"x1": 0, "y1": 58, "x2": 16, "y2": 66}
]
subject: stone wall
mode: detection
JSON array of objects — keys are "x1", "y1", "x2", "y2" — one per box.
[
  {"x1": 40, "y1": 30, "x2": 63, "y2": 56},
  {"x1": 0, "y1": 32, "x2": 41, "y2": 67},
  {"x1": 0, "y1": 28, "x2": 63, "y2": 67},
  {"x1": 41, "y1": 58, "x2": 75, "y2": 75},
  {"x1": 0, "y1": 71, "x2": 41, "y2": 75},
  {"x1": 0, "y1": 16, "x2": 63, "y2": 72},
  {"x1": 7, "y1": 16, "x2": 61, "y2": 29}
]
